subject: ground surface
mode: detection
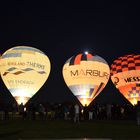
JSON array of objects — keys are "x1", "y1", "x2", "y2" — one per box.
[{"x1": 0, "y1": 120, "x2": 140, "y2": 140}]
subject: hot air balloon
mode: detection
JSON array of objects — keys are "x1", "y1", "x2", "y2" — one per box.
[
  {"x1": 0, "y1": 46, "x2": 51, "y2": 105},
  {"x1": 111, "y1": 54, "x2": 140, "y2": 106},
  {"x1": 62, "y1": 52, "x2": 110, "y2": 106}
]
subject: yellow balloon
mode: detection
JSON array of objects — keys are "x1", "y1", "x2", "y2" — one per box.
[
  {"x1": 0, "y1": 46, "x2": 51, "y2": 105},
  {"x1": 62, "y1": 53, "x2": 110, "y2": 106}
]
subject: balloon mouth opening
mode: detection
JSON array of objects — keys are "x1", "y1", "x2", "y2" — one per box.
[
  {"x1": 14, "y1": 96, "x2": 30, "y2": 105},
  {"x1": 78, "y1": 98, "x2": 93, "y2": 106},
  {"x1": 129, "y1": 98, "x2": 138, "y2": 106}
]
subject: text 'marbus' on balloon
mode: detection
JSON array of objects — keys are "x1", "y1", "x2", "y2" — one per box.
[{"x1": 62, "y1": 53, "x2": 110, "y2": 106}]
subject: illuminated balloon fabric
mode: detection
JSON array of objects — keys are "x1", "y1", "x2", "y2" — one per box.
[
  {"x1": 63, "y1": 53, "x2": 110, "y2": 106},
  {"x1": 0, "y1": 46, "x2": 51, "y2": 105},
  {"x1": 111, "y1": 54, "x2": 140, "y2": 106}
]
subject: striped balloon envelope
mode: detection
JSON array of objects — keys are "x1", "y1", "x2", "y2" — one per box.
[
  {"x1": 111, "y1": 54, "x2": 140, "y2": 106},
  {"x1": 62, "y1": 52, "x2": 110, "y2": 106},
  {"x1": 0, "y1": 46, "x2": 51, "y2": 105}
]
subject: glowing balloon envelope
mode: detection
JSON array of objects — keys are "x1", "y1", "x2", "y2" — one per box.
[
  {"x1": 0, "y1": 46, "x2": 51, "y2": 105},
  {"x1": 62, "y1": 52, "x2": 110, "y2": 106},
  {"x1": 111, "y1": 54, "x2": 140, "y2": 106}
]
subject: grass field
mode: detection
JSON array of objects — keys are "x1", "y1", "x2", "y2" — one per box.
[{"x1": 0, "y1": 119, "x2": 140, "y2": 140}]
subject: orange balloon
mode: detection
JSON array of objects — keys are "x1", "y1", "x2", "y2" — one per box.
[{"x1": 111, "y1": 54, "x2": 140, "y2": 106}]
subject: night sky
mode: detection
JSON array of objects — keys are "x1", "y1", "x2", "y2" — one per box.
[{"x1": 0, "y1": 1, "x2": 140, "y2": 105}]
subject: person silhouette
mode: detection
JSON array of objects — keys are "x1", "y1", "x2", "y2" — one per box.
[{"x1": 74, "y1": 104, "x2": 80, "y2": 123}]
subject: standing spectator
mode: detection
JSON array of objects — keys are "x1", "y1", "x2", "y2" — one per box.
[
  {"x1": 83, "y1": 104, "x2": 88, "y2": 121},
  {"x1": 12, "y1": 102, "x2": 17, "y2": 120},
  {"x1": 38, "y1": 104, "x2": 45, "y2": 120},
  {"x1": 74, "y1": 104, "x2": 80, "y2": 123},
  {"x1": 69, "y1": 105, "x2": 74, "y2": 121},
  {"x1": 88, "y1": 106, "x2": 93, "y2": 120},
  {"x1": 64, "y1": 106, "x2": 69, "y2": 120},
  {"x1": 32, "y1": 104, "x2": 36, "y2": 120},
  {"x1": 19, "y1": 103, "x2": 25, "y2": 120},
  {"x1": 4, "y1": 103, "x2": 9, "y2": 120},
  {"x1": 120, "y1": 106, "x2": 125, "y2": 119},
  {"x1": 106, "y1": 104, "x2": 112, "y2": 120},
  {"x1": 136, "y1": 102, "x2": 140, "y2": 125}
]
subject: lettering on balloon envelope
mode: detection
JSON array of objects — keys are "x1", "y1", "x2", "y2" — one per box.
[
  {"x1": 0, "y1": 46, "x2": 51, "y2": 105},
  {"x1": 63, "y1": 53, "x2": 110, "y2": 106},
  {"x1": 111, "y1": 54, "x2": 140, "y2": 105}
]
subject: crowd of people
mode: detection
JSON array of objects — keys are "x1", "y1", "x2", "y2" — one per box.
[{"x1": 0, "y1": 101, "x2": 140, "y2": 125}]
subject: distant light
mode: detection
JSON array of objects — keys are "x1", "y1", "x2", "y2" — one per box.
[{"x1": 85, "y1": 51, "x2": 88, "y2": 55}]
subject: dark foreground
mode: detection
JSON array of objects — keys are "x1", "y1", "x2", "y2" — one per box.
[{"x1": 0, "y1": 120, "x2": 140, "y2": 140}]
